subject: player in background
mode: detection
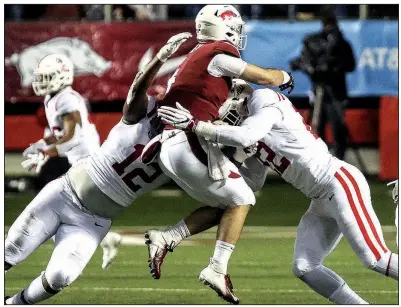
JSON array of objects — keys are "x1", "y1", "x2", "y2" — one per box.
[
  {"x1": 145, "y1": 5, "x2": 294, "y2": 303},
  {"x1": 20, "y1": 54, "x2": 121, "y2": 270},
  {"x1": 5, "y1": 33, "x2": 190, "y2": 305},
  {"x1": 158, "y1": 80, "x2": 398, "y2": 304}
]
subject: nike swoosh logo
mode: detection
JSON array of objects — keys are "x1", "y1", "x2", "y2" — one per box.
[
  {"x1": 94, "y1": 222, "x2": 103, "y2": 227},
  {"x1": 329, "y1": 194, "x2": 335, "y2": 201}
]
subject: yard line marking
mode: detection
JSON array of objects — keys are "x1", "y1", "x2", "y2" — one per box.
[
  {"x1": 24, "y1": 260, "x2": 376, "y2": 267},
  {"x1": 5, "y1": 287, "x2": 397, "y2": 294}
]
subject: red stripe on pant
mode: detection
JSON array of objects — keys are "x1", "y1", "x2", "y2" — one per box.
[
  {"x1": 341, "y1": 167, "x2": 388, "y2": 254},
  {"x1": 334, "y1": 172, "x2": 382, "y2": 261},
  {"x1": 386, "y1": 252, "x2": 393, "y2": 276}
]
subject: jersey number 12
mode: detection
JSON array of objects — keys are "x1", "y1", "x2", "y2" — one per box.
[{"x1": 112, "y1": 144, "x2": 163, "y2": 193}]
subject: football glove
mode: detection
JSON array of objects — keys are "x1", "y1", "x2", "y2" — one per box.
[
  {"x1": 22, "y1": 139, "x2": 47, "y2": 157},
  {"x1": 21, "y1": 152, "x2": 49, "y2": 173},
  {"x1": 279, "y1": 72, "x2": 295, "y2": 94},
  {"x1": 158, "y1": 102, "x2": 199, "y2": 131},
  {"x1": 157, "y1": 32, "x2": 192, "y2": 62}
]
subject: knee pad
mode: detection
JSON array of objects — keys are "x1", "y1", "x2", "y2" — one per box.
[
  {"x1": 45, "y1": 268, "x2": 75, "y2": 291},
  {"x1": 292, "y1": 258, "x2": 319, "y2": 277}
]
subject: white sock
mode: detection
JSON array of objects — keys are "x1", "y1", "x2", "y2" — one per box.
[
  {"x1": 373, "y1": 252, "x2": 398, "y2": 280},
  {"x1": 210, "y1": 240, "x2": 235, "y2": 275},
  {"x1": 164, "y1": 220, "x2": 191, "y2": 249},
  {"x1": 7, "y1": 273, "x2": 57, "y2": 304},
  {"x1": 329, "y1": 284, "x2": 369, "y2": 304}
]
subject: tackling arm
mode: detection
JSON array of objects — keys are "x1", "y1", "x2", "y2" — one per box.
[
  {"x1": 122, "y1": 32, "x2": 192, "y2": 125},
  {"x1": 122, "y1": 57, "x2": 164, "y2": 125},
  {"x1": 158, "y1": 103, "x2": 283, "y2": 148},
  {"x1": 195, "y1": 107, "x2": 282, "y2": 148}
]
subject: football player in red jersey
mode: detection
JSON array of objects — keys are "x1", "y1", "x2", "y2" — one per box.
[
  {"x1": 160, "y1": 5, "x2": 294, "y2": 122},
  {"x1": 145, "y1": 5, "x2": 294, "y2": 304}
]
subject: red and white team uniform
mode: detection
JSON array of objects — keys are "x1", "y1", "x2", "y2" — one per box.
[
  {"x1": 5, "y1": 97, "x2": 169, "y2": 292},
  {"x1": 85, "y1": 98, "x2": 169, "y2": 209},
  {"x1": 44, "y1": 86, "x2": 100, "y2": 165},
  {"x1": 161, "y1": 41, "x2": 241, "y2": 120},
  {"x1": 157, "y1": 41, "x2": 255, "y2": 207},
  {"x1": 198, "y1": 88, "x2": 394, "y2": 274}
]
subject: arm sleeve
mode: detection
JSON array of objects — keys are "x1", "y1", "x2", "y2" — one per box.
[
  {"x1": 195, "y1": 107, "x2": 283, "y2": 148},
  {"x1": 207, "y1": 54, "x2": 247, "y2": 78},
  {"x1": 55, "y1": 94, "x2": 81, "y2": 117}
]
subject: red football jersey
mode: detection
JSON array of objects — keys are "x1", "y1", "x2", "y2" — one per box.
[{"x1": 159, "y1": 41, "x2": 240, "y2": 121}]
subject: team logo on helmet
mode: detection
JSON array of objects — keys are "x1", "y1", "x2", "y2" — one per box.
[{"x1": 220, "y1": 10, "x2": 237, "y2": 20}]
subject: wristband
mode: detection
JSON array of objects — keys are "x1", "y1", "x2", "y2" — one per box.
[{"x1": 194, "y1": 121, "x2": 218, "y2": 142}]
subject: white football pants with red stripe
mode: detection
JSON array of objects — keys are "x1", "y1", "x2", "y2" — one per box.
[{"x1": 294, "y1": 162, "x2": 398, "y2": 280}]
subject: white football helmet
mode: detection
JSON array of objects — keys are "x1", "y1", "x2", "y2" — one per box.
[
  {"x1": 32, "y1": 54, "x2": 74, "y2": 96},
  {"x1": 195, "y1": 5, "x2": 247, "y2": 50},
  {"x1": 219, "y1": 79, "x2": 254, "y2": 126}
]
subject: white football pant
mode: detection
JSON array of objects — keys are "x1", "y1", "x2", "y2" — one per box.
[
  {"x1": 293, "y1": 163, "x2": 396, "y2": 279},
  {"x1": 158, "y1": 130, "x2": 255, "y2": 208},
  {"x1": 5, "y1": 177, "x2": 111, "y2": 290}
]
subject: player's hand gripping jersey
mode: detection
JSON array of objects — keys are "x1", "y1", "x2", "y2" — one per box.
[
  {"x1": 160, "y1": 41, "x2": 242, "y2": 121},
  {"x1": 86, "y1": 98, "x2": 169, "y2": 207},
  {"x1": 162, "y1": 88, "x2": 340, "y2": 198},
  {"x1": 44, "y1": 86, "x2": 99, "y2": 165}
]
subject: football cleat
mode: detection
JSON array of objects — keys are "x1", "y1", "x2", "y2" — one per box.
[
  {"x1": 199, "y1": 264, "x2": 240, "y2": 304},
  {"x1": 144, "y1": 229, "x2": 174, "y2": 279},
  {"x1": 100, "y1": 232, "x2": 122, "y2": 270}
]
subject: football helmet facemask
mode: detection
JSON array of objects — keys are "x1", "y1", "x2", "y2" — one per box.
[
  {"x1": 219, "y1": 79, "x2": 254, "y2": 126},
  {"x1": 32, "y1": 53, "x2": 74, "y2": 96}
]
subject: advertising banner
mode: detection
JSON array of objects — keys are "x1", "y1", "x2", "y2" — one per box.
[
  {"x1": 242, "y1": 20, "x2": 398, "y2": 96},
  {"x1": 5, "y1": 21, "x2": 196, "y2": 102}
]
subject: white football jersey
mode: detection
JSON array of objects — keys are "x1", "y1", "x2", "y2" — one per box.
[
  {"x1": 242, "y1": 89, "x2": 341, "y2": 198},
  {"x1": 85, "y1": 98, "x2": 170, "y2": 207},
  {"x1": 44, "y1": 86, "x2": 100, "y2": 165}
]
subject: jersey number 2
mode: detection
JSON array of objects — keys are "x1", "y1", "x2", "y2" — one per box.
[
  {"x1": 256, "y1": 142, "x2": 290, "y2": 176},
  {"x1": 112, "y1": 144, "x2": 163, "y2": 193}
]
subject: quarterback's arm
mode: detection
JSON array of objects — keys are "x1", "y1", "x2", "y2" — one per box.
[
  {"x1": 196, "y1": 107, "x2": 283, "y2": 148},
  {"x1": 43, "y1": 111, "x2": 81, "y2": 157},
  {"x1": 241, "y1": 63, "x2": 289, "y2": 87},
  {"x1": 207, "y1": 54, "x2": 289, "y2": 87}
]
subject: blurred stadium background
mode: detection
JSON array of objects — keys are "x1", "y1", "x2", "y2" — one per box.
[{"x1": 5, "y1": 4, "x2": 399, "y2": 304}]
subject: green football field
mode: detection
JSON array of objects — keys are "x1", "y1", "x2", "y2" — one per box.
[{"x1": 5, "y1": 179, "x2": 399, "y2": 304}]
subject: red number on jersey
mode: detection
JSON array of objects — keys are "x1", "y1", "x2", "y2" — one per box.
[
  {"x1": 112, "y1": 144, "x2": 163, "y2": 193},
  {"x1": 255, "y1": 142, "x2": 291, "y2": 176}
]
